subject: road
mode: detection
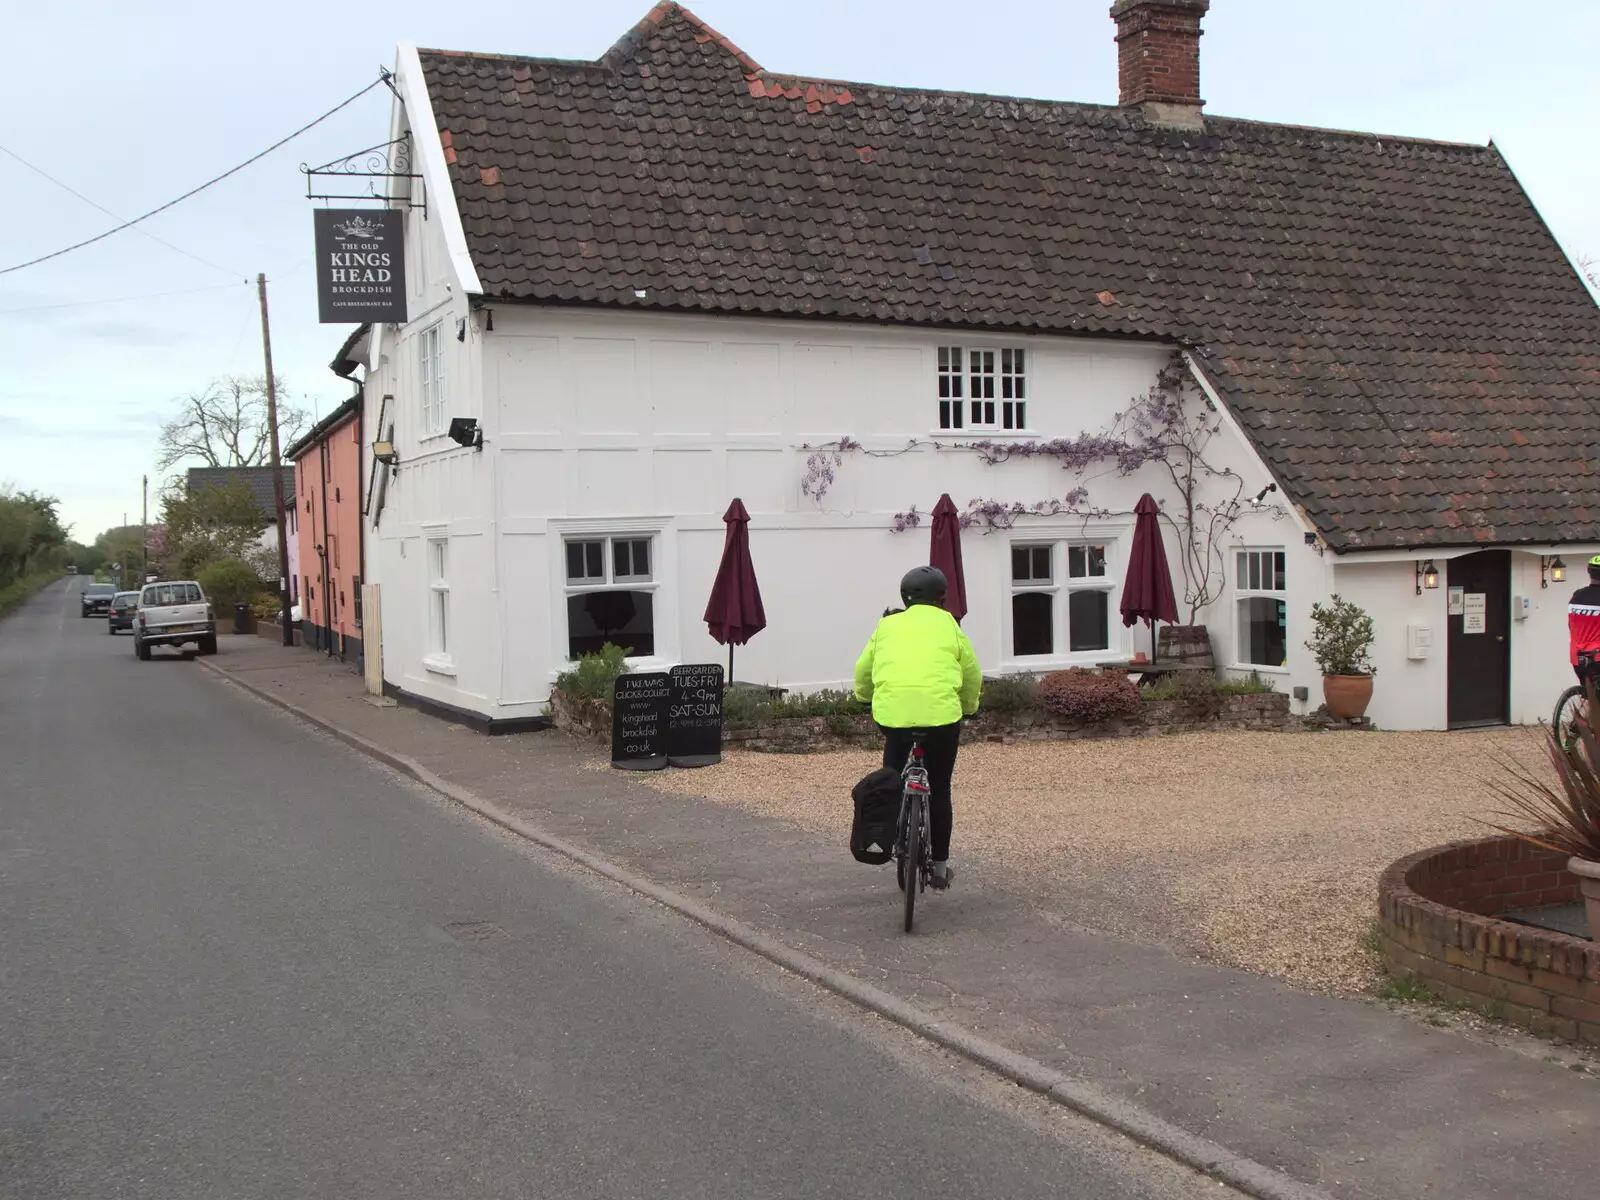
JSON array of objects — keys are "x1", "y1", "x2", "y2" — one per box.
[{"x1": 1, "y1": 579, "x2": 1223, "y2": 1199}]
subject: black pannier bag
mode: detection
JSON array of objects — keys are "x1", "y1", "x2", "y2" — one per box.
[{"x1": 850, "y1": 767, "x2": 902, "y2": 865}]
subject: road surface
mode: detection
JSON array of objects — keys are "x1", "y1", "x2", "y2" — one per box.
[{"x1": 1, "y1": 580, "x2": 1222, "y2": 1199}]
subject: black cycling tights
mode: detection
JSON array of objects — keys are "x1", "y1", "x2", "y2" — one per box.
[{"x1": 880, "y1": 720, "x2": 962, "y2": 861}]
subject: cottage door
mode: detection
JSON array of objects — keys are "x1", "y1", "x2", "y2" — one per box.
[{"x1": 1446, "y1": 550, "x2": 1510, "y2": 728}]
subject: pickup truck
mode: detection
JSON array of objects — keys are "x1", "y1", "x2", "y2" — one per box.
[{"x1": 134, "y1": 579, "x2": 217, "y2": 660}]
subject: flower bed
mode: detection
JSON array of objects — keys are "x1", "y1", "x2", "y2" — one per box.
[{"x1": 550, "y1": 687, "x2": 1294, "y2": 752}]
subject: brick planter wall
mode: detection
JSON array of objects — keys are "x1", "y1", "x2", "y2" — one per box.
[
  {"x1": 1378, "y1": 837, "x2": 1600, "y2": 1045},
  {"x1": 550, "y1": 690, "x2": 1294, "y2": 752}
]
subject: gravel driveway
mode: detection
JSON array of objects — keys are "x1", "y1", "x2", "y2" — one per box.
[{"x1": 645, "y1": 728, "x2": 1551, "y2": 994}]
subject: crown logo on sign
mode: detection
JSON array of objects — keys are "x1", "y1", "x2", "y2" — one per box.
[{"x1": 334, "y1": 214, "x2": 382, "y2": 239}]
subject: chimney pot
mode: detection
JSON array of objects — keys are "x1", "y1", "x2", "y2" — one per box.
[{"x1": 1111, "y1": 0, "x2": 1209, "y2": 126}]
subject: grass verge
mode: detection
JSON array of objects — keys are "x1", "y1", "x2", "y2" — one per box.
[{"x1": 0, "y1": 570, "x2": 62, "y2": 620}]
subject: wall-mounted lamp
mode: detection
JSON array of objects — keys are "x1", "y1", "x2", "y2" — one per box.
[
  {"x1": 1415, "y1": 559, "x2": 1439, "y2": 594},
  {"x1": 1252, "y1": 482, "x2": 1278, "y2": 503},
  {"x1": 1542, "y1": 555, "x2": 1567, "y2": 588},
  {"x1": 372, "y1": 439, "x2": 399, "y2": 466},
  {"x1": 456, "y1": 317, "x2": 467, "y2": 342},
  {"x1": 447, "y1": 417, "x2": 484, "y2": 450}
]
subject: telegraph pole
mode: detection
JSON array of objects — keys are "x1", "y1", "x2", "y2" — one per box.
[
  {"x1": 258, "y1": 273, "x2": 294, "y2": 647},
  {"x1": 140, "y1": 476, "x2": 148, "y2": 582}
]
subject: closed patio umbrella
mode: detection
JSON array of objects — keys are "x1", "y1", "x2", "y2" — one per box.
[
  {"x1": 703, "y1": 498, "x2": 767, "y2": 683},
  {"x1": 928, "y1": 493, "x2": 968, "y2": 623},
  {"x1": 1120, "y1": 493, "x2": 1179, "y2": 662}
]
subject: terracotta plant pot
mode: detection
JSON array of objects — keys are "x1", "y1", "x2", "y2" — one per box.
[
  {"x1": 1568, "y1": 857, "x2": 1600, "y2": 941},
  {"x1": 1322, "y1": 674, "x2": 1374, "y2": 720}
]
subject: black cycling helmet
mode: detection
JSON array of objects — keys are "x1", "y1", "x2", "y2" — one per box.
[{"x1": 900, "y1": 565, "x2": 948, "y2": 607}]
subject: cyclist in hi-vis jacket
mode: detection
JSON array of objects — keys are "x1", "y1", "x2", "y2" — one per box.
[
  {"x1": 853, "y1": 566, "x2": 982, "y2": 890},
  {"x1": 1568, "y1": 555, "x2": 1600, "y2": 681}
]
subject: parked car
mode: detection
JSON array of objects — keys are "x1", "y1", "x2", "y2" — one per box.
[
  {"x1": 107, "y1": 591, "x2": 140, "y2": 634},
  {"x1": 80, "y1": 582, "x2": 116, "y2": 617},
  {"x1": 133, "y1": 580, "x2": 217, "y2": 659}
]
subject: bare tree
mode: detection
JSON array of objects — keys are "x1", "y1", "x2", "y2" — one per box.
[
  {"x1": 1580, "y1": 254, "x2": 1599, "y2": 299},
  {"x1": 156, "y1": 375, "x2": 308, "y2": 471}
]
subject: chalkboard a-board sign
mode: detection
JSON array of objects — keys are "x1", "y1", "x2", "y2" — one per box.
[
  {"x1": 611, "y1": 672, "x2": 671, "y2": 770},
  {"x1": 667, "y1": 663, "x2": 724, "y2": 767}
]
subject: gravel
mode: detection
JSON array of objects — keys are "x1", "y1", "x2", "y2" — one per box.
[{"x1": 643, "y1": 727, "x2": 1553, "y2": 995}]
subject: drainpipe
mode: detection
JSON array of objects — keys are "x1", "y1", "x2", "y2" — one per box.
[
  {"x1": 320, "y1": 438, "x2": 334, "y2": 658},
  {"x1": 355, "y1": 384, "x2": 366, "y2": 660}
]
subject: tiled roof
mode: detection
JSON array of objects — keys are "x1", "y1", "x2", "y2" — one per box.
[
  {"x1": 185, "y1": 467, "x2": 294, "y2": 518},
  {"x1": 418, "y1": 2, "x2": 1600, "y2": 552}
]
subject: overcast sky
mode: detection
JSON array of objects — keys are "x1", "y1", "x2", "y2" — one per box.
[{"x1": 3, "y1": 0, "x2": 1595, "y2": 541}]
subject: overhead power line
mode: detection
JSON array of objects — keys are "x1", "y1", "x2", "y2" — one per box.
[
  {"x1": 0, "y1": 75, "x2": 386, "y2": 277},
  {"x1": 0, "y1": 144, "x2": 244, "y2": 278},
  {"x1": 0, "y1": 280, "x2": 248, "y2": 316}
]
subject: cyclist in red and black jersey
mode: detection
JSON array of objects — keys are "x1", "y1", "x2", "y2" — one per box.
[{"x1": 1568, "y1": 555, "x2": 1600, "y2": 680}]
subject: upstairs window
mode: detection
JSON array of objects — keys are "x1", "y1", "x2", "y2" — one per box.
[
  {"x1": 419, "y1": 323, "x2": 445, "y2": 437},
  {"x1": 937, "y1": 346, "x2": 1027, "y2": 431}
]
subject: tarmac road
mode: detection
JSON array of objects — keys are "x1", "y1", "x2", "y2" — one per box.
[{"x1": 0, "y1": 579, "x2": 1225, "y2": 1199}]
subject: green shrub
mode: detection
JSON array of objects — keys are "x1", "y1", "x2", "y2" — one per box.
[
  {"x1": 1306, "y1": 595, "x2": 1376, "y2": 676},
  {"x1": 0, "y1": 568, "x2": 64, "y2": 620},
  {"x1": 554, "y1": 643, "x2": 629, "y2": 702},
  {"x1": 980, "y1": 674, "x2": 1039, "y2": 714},
  {"x1": 723, "y1": 686, "x2": 867, "y2": 724},
  {"x1": 197, "y1": 558, "x2": 262, "y2": 611},
  {"x1": 1140, "y1": 671, "x2": 1276, "y2": 704},
  {"x1": 1037, "y1": 668, "x2": 1141, "y2": 724},
  {"x1": 249, "y1": 594, "x2": 283, "y2": 621}
]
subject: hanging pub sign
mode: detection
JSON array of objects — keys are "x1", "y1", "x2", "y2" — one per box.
[{"x1": 313, "y1": 209, "x2": 407, "y2": 324}]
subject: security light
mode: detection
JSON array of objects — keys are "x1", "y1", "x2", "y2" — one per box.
[{"x1": 448, "y1": 417, "x2": 483, "y2": 450}]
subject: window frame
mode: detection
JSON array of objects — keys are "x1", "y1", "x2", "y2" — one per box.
[
  {"x1": 418, "y1": 322, "x2": 445, "y2": 439},
  {"x1": 561, "y1": 533, "x2": 660, "y2": 662},
  {"x1": 547, "y1": 517, "x2": 676, "y2": 678},
  {"x1": 1233, "y1": 547, "x2": 1289, "y2": 672},
  {"x1": 936, "y1": 344, "x2": 1030, "y2": 433},
  {"x1": 424, "y1": 532, "x2": 452, "y2": 673},
  {"x1": 1005, "y1": 533, "x2": 1120, "y2": 664}
]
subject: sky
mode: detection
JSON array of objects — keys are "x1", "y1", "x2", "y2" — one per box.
[{"x1": 2, "y1": 0, "x2": 1596, "y2": 542}]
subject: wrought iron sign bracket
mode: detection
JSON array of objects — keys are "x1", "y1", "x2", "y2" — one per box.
[{"x1": 301, "y1": 132, "x2": 425, "y2": 215}]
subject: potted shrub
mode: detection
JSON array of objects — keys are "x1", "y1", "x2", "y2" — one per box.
[
  {"x1": 1488, "y1": 690, "x2": 1600, "y2": 937},
  {"x1": 1305, "y1": 595, "x2": 1376, "y2": 720}
]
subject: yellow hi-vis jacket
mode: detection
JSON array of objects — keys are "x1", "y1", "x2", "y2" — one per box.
[{"x1": 853, "y1": 604, "x2": 982, "y2": 728}]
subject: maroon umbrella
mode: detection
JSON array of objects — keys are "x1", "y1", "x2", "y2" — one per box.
[
  {"x1": 928, "y1": 493, "x2": 968, "y2": 623},
  {"x1": 1120, "y1": 493, "x2": 1179, "y2": 662},
  {"x1": 704, "y1": 498, "x2": 767, "y2": 682}
]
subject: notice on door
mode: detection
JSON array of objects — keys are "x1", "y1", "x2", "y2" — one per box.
[
  {"x1": 1462, "y1": 592, "x2": 1487, "y2": 635},
  {"x1": 1447, "y1": 586, "x2": 1465, "y2": 616}
]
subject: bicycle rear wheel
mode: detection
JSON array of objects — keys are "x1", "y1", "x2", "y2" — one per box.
[
  {"x1": 1555, "y1": 685, "x2": 1587, "y2": 750},
  {"x1": 902, "y1": 797, "x2": 922, "y2": 933}
]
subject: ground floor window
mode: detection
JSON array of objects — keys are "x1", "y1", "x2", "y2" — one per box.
[
  {"x1": 1235, "y1": 549, "x2": 1286, "y2": 667},
  {"x1": 427, "y1": 536, "x2": 450, "y2": 658},
  {"x1": 564, "y1": 534, "x2": 656, "y2": 659},
  {"x1": 1010, "y1": 540, "x2": 1113, "y2": 657}
]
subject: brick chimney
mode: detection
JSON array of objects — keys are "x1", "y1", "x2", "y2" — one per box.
[{"x1": 1111, "y1": 0, "x2": 1209, "y2": 128}]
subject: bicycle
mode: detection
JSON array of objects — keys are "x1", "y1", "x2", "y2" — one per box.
[
  {"x1": 1554, "y1": 652, "x2": 1598, "y2": 750},
  {"x1": 894, "y1": 734, "x2": 932, "y2": 933}
]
